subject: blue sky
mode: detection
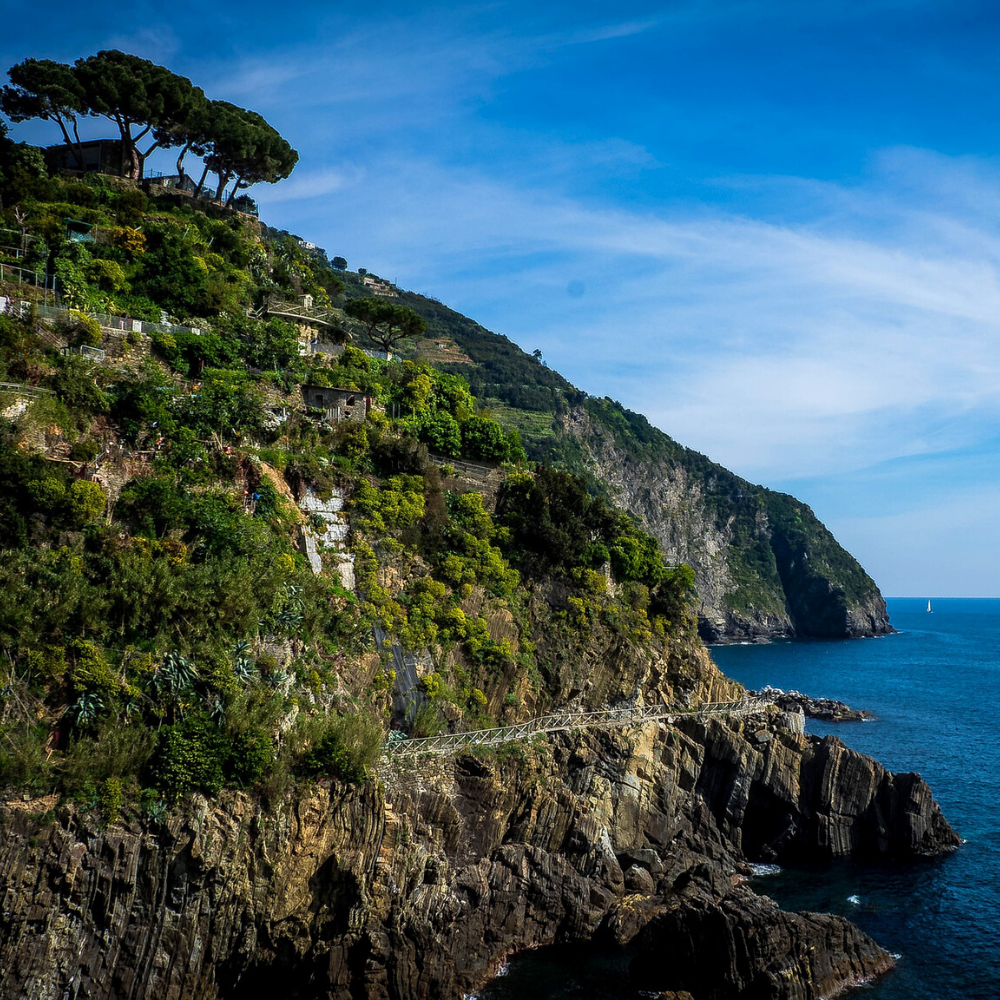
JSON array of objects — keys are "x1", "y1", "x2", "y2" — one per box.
[{"x1": 4, "y1": 1, "x2": 1000, "y2": 596}]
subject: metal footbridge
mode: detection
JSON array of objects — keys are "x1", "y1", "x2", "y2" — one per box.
[{"x1": 383, "y1": 697, "x2": 772, "y2": 758}]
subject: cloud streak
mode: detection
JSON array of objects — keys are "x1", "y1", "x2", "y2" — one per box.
[{"x1": 257, "y1": 145, "x2": 1000, "y2": 493}]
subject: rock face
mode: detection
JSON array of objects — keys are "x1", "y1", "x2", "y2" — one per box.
[
  {"x1": 631, "y1": 889, "x2": 894, "y2": 1000},
  {"x1": 0, "y1": 707, "x2": 957, "y2": 1000},
  {"x1": 555, "y1": 404, "x2": 893, "y2": 643}
]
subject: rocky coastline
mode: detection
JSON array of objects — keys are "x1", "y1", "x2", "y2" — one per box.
[
  {"x1": 0, "y1": 696, "x2": 957, "y2": 1000},
  {"x1": 550, "y1": 404, "x2": 895, "y2": 645},
  {"x1": 751, "y1": 685, "x2": 877, "y2": 723}
]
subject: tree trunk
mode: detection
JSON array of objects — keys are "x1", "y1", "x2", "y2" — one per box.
[
  {"x1": 225, "y1": 176, "x2": 245, "y2": 209},
  {"x1": 194, "y1": 163, "x2": 210, "y2": 198},
  {"x1": 54, "y1": 117, "x2": 84, "y2": 171},
  {"x1": 113, "y1": 116, "x2": 141, "y2": 180},
  {"x1": 117, "y1": 137, "x2": 140, "y2": 180},
  {"x1": 176, "y1": 141, "x2": 192, "y2": 182}
]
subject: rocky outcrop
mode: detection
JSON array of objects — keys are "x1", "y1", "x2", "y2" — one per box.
[
  {"x1": 0, "y1": 705, "x2": 956, "y2": 1000},
  {"x1": 684, "y1": 718, "x2": 958, "y2": 862},
  {"x1": 631, "y1": 888, "x2": 894, "y2": 1000},
  {"x1": 548, "y1": 404, "x2": 893, "y2": 643},
  {"x1": 753, "y1": 686, "x2": 876, "y2": 722}
]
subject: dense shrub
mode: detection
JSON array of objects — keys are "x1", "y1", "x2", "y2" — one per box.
[
  {"x1": 147, "y1": 714, "x2": 228, "y2": 801},
  {"x1": 133, "y1": 223, "x2": 209, "y2": 316},
  {"x1": 59, "y1": 309, "x2": 103, "y2": 347},
  {"x1": 67, "y1": 480, "x2": 107, "y2": 524},
  {"x1": 50, "y1": 353, "x2": 110, "y2": 415},
  {"x1": 301, "y1": 713, "x2": 384, "y2": 783}
]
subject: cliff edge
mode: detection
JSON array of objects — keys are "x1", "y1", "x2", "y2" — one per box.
[{"x1": 0, "y1": 703, "x2": 956, "y2": 1000}]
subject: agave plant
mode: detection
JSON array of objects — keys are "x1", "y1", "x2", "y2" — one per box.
[
  {"x1": 145, "y1": 797, "x2": 168, "y2": 824},
  {"x1": 275, "y1": 608, "x2": 304, "y2": 632},
  {"x1": 152, "y1": 651, "x2": 198, "y2": 699},
  {"x1": 71, "y1": 691, "x2": 105, "y2": 727},
  {"x1": 233, "y1": 655, "x2": 257, "y2": 683},
  {"x1": 121, "y1": 691, "x2": 144, "y2": 721},
  {"x1": 231, "y1": 641, "x2": 257, "y2": 684},
  {"x1": 267, "y1": 668, "x2": 292, "y2": 689}
]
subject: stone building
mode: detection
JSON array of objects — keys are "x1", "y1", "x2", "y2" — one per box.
[
  {"x1": 300, "y1": 385, "x2": 372, "y2": 422},
  {"x1": 45, "y1": 139, "x2": 126, "y2": 175}
]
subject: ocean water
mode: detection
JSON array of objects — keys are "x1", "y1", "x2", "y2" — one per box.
[{"x1": 477, "y1": 598, "x2": 1000, "y2": 999}]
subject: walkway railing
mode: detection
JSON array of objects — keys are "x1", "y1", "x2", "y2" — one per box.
[
  {"x1": 0, "y1": 381, "x2": 53, "y2": 399},
  {"x1": 0, "y1": 262, "x2": 55, "y2": 292},
  {"x1": 32, "y1": 303, "x2": 204, "y2": 338},
  {"x1": 266, "y1": 297, "x2": 340, "y2": 329},
  {"x1": 384, "y1": 697, "x2": 772, "y2": 757}
]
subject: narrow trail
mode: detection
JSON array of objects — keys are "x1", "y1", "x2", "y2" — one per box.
[{"x1": 383, "y1": 697, "x2": 773, "y2": 757}]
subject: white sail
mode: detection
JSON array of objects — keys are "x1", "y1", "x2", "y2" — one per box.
[{"x1": 927, "y1": 599, "x2": 932, "y2": 613}]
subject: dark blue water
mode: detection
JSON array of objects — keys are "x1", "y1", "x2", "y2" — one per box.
[{"x1": 477, "y1": 598, "x2": 1000, "y2": 998}]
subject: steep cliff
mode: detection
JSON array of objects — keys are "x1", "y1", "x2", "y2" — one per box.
[
  {"x1": 550, "y1": 402, "x2": 891, "y2": 642},
  {"x1": 392, "y1": 290, "x2": 892, "y2": 642},
  {"x1": 0, "y1": 701, "x2": 956, "y2": 1000}
]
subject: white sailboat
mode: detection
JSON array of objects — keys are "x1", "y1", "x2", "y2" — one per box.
[{"x1": 927, "y1": 599, "x2": 933, "y2": 613}]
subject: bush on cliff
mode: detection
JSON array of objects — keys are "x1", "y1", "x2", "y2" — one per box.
[
  {"x1": 300, "y1": 712, "x2": 384, "y2": 784},
  {"x1": 147, "y1": 714, "x2": 236, "y2": 801}
]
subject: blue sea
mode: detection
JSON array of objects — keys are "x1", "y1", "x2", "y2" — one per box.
[{"x1": 477, "y1": 598, "x2": 1000, "y2": 999}]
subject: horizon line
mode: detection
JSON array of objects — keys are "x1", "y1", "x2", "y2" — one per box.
[{"x1": 885, "y1": 595, "x2": 1000, "y2": 600}]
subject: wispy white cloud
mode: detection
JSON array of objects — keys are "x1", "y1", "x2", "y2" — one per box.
[
  {"x1": 105, "y1": 24, "x2": 182, "y2": 65},
  {"x1": 258, "y1": 167, "x2": 356, "y2": 203},
  {"x1": 258, "y1": 145, "x2": 1000, "y2": 489},
  {"x1": 563, "y1": 19, "x2": 661, "y2": 45}
]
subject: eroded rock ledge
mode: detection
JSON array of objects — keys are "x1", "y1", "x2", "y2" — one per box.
[
  {"x1": 0, "y1": 706, "x2": 957, "y2": 1000},
  {"x1": 753, "y1": 685, "x2": 876, "y2": 723}
]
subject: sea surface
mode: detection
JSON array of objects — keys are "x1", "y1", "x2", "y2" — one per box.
[{"x1": 476, "y1": 597, "x2": 1000, "y2": 999}]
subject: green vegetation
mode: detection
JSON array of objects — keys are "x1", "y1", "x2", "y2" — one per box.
[
  {"x1": 344, "y1": 298, "x2": 427, "y2": 355},
  {"x1": 364, "y1": 285, "x2": 880, "y2": 628},
  {"x1": 0, "y1": 147, "x2": 701, "y2": 818}
]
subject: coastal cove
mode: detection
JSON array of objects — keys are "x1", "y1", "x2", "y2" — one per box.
[{"x1": 479, "y1": 598, "x2": 999, "y2": 999}]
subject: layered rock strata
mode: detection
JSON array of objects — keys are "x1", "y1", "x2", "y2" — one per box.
[
  {"x1": 552, "y1": 405, "x2": 894, "y2": 643},
  {"x1": 0, "y1": 707, "x2": 957, "y2": 1000}
]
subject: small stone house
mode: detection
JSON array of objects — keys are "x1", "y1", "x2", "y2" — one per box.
[{"x1": 301, "y1": 385, "x2": 372, "y2": 422}]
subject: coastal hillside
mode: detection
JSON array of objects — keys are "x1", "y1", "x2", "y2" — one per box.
[
  {"x1": 0, "y1": 46, "x2": 890, "y2": 642},
  {"x1": 361, "y1": 282, "x2": 892, "y2": 641}
]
